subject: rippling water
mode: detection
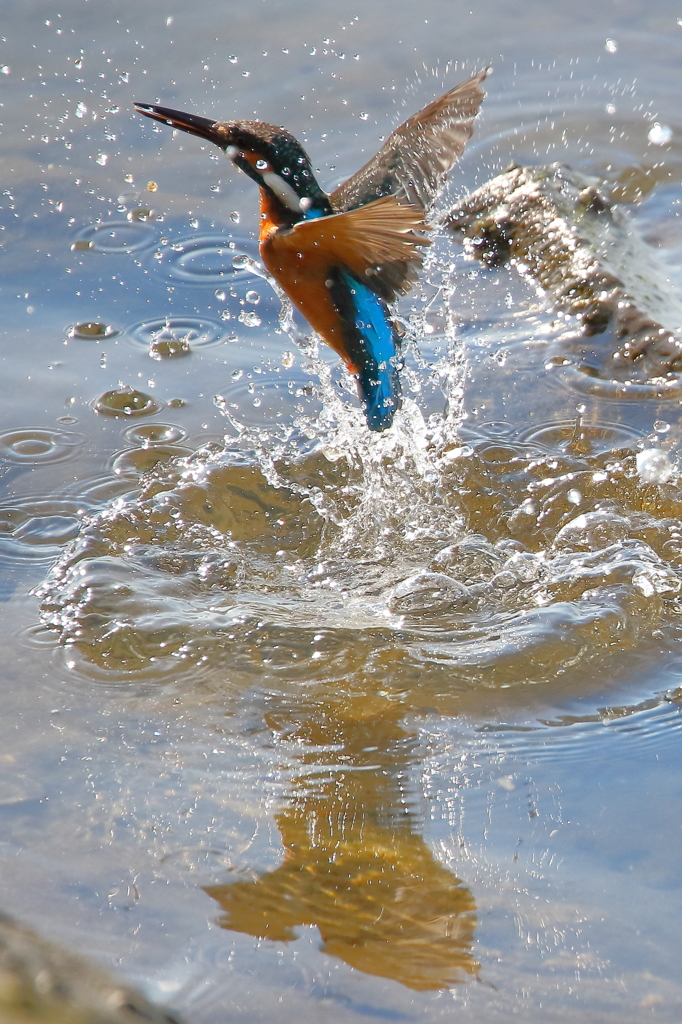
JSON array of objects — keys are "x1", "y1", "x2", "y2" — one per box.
[{"x1": 2, "y1": 0, "x2": 682, "y2": 1020}]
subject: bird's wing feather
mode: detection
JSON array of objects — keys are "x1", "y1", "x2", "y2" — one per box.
[
  {"x1": 277, "y1": 195, "x2": 430, "y2": 301},
  {"x1": 330, "y1": 70, "x2": 487, "y2": 215}
]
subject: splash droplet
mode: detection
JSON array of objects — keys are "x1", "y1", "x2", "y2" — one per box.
[
  {"x1": 68, "y1": 321, "x2": 119, "y2": 340},
  {"x1": 94, "y1": 388, "x2": 160, "y2": 418},
  {"x1": 636, "y1": 448, "x2": 674, "y2": 484},
  {"x1": 238, "y1": 310, "x2": 261, "y2": 328},
  {"x1": 648, "y1": 122, "x2": 673, "y2": 146}
]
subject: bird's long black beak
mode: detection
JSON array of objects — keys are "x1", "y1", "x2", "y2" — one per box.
[{"x1": 134, "y1": 103, "x2": 228, "y2": 147}]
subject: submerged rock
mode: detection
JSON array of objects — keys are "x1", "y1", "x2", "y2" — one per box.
[
  {"x1": 0, "y1": 912, "x2": 184, "y2": 1024},
  {"x1": 446, "y1": 163, "x2": 682, "y2": 380}
]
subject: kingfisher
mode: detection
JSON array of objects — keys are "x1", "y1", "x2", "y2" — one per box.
[{"x1": 134, "y1": 71, "x2": 486, "y2": 430}]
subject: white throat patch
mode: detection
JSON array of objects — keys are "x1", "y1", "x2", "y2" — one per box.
[{"x1": 261, "y1": 171, "x2": 303, "y2": 212}]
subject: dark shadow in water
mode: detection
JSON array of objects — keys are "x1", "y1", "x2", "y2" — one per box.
[{"x1": 206, "y1": 696, "x2": 477, "y2": 991}]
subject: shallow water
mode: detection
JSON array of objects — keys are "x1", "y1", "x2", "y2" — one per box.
[{"x1": 2, "y1": 0, "x2": 682, "y2": 1020}]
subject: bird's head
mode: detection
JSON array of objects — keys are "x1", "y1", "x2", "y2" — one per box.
[{"x1": 134, "y1": 103, "x2": 331, "y2": 220}]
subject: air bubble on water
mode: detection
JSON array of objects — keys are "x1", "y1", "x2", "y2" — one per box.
[
  {"x1": 648, "y1": 123, "x2": 673, "y2": 146},
  {"x1": 210, "y1": 184, "x2": 220, "y2": 193},
  {"x1": 359, "y1": 112, "x2": 369, "y2": 120},
  {"x1": 215, "y1": 289, "x2": 227, "y2": 301},
  {"x1": 229, "y1": 55, "x2": 238, "y2": 63},
  {"x1": 567, "y1": 488, "x2": 582, "y2": 505},
  {"x1": 238, "y1": 310, "x2": 261, "y2": 327},
  {"x1": 124, "y1": 173, "x2": 134, "y2": 184},
  {"x1": 231, "y1": 369, "x2": 243, "y2": 380},
  {"x1": 230, "y1": 211, "x2": 240, "y2": 223},
  {"x1": 636, "y1": 448, "x2": 674, "y2": 484},
  {"x1": 245, "y1": 290, "x2": 260, "y2": 305},
  {"x1": 653, "y1": 420, "x2": 670, "y2": 434}
]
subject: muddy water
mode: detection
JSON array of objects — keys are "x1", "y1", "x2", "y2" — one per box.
[{"x1": 2, "y1": 0, "x2": 682, "y2": 1020}]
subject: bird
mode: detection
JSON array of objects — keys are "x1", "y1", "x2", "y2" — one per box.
[{"x1": 135, "y1": 71, "x2": 486, "y2": 431}]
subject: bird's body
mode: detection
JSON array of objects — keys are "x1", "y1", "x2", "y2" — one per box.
[{"x1": 135, "y1": 71, "x2": 486, "y2": 430}]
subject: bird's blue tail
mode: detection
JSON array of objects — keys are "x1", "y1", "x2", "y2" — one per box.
[{"x1": 335, "y1": 270, "x2": 402, "y2": 431}]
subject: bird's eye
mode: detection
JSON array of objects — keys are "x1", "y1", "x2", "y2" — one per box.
[{"x1": 255, "y1": 159, "x2": 269, "y2": 171}]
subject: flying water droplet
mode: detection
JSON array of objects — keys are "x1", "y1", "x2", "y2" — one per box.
[
  {"x1": 94, "y1": 388, "x2": 161, "y2": 418},
  {"x1": 636, "y1": 448, "x2": 674, "y2": 484},
  {"x1": 238, "y1": 310, "x2": 261, "y2": 328},
  {"x1": 648, "y1": 122, "x2": 673, "y2": 146}
]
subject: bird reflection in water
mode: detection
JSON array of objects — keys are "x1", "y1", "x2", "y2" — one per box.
[{"x1": 205, "y1": 693, "x2": 477, "y2": 990}]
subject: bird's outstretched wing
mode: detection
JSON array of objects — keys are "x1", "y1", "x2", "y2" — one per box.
[
  {"x1": 276, "y1": 194, "x2": 430, "y2": 301},
  {"x1": 328, "y1": 70, "x2": 486, "y2": 299},
  {"x1": 330, "y1": 70, "x2": 487, "y2": 216}
]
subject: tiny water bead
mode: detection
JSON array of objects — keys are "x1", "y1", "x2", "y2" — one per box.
[
  {"x1": 67, "y1": 322, "x2": 119, "y2": 341},
  {"x1": 648, "y1": 123, "x2": 673, "y2": 146},
  {"x1": 94, "y1": 388, "x2": 161, "y2": 418},
  {"x1": 157, "y1": 236, "x2": 258, "y2": 285},
  {"x1": 636, "y1": 448, "x2": 675, "y2": 484},
  {"x1": 0, "y1": 428, "x2": 85, "y2": 464},
  {"x1": 128, "y1": 207, "x2": 155, "y2": 222},
  {"x1": 73, "y1": 220, "x2": 158, "y2": 253},
  {"x1": 149, "y1": 336, "x2": 191, "y2": 359},
  {"x1": 124, "y1": 423, "x2": 187, "y2": 446},
  {"x1": 128, "y1": 317, "x2": 232, "y2": 351},
  {"x1": 238, "y1": 310, "x2": 261, "y2": 328}
]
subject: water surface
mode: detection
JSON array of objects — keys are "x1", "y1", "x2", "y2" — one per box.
[{"x1": 2, "y1": 0, "x2": 682, "y2": 1020}]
